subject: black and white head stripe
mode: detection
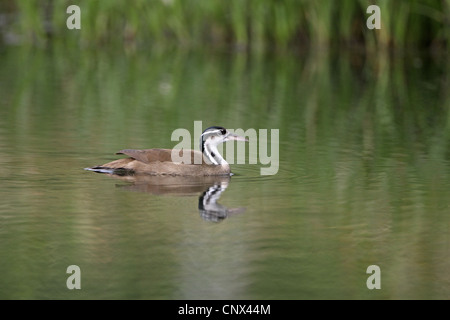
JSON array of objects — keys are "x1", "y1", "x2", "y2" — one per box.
[
  {"x1": 203, "y1": 126, "x2": 227, "y2": 135},
  {"x1": 199, "y1": 126, "x2": 227, "y2": 152}
]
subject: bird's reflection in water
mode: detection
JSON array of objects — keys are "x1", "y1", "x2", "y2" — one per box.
[
  {"x1": 198, "y1": 181, "x2": 245, "y2": 222},
  {"x1": 104, "y1": 174, "x2": 245, "y2": 222}
]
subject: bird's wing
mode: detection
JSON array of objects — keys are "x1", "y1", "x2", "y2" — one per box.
[{"x1": 116, "y1": 148, "x2": 204, "y2": 164}]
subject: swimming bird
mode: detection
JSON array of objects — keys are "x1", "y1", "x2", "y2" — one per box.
[{"x1": 85, "y1": 126, "x2": 248, "y2": 176}]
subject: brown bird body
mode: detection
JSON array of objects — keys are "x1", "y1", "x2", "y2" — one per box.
[
  {"x1": 86, "y1": 126, "x2": 247, "y2": 176},
  {"x1": 89, "y1": 148, "x2": 231, "y2": 176}
]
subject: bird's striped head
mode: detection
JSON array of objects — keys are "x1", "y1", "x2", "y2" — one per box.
[{"x1": 199, "y1": 126, "x2": 248, "y2": 165}]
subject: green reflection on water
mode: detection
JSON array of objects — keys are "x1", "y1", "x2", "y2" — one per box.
[{"x1": 0, "y1": 46, "x2": 449, "y2": 299}]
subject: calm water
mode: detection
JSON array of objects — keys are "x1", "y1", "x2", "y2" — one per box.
[{"x1": 0, "y1": 46, "x2": 449, "y2": 299}]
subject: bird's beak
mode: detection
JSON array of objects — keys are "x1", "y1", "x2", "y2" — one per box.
[{"x1": 226, "y1": 133, "x2": 248, "y2": 142}]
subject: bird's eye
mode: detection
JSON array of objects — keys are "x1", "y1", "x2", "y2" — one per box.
[{"x1": 220, "y1": 129, "x2": 226, "y2": 135}]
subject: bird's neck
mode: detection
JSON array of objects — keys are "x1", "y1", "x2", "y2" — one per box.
[{"x1": 203, "y1": 144, "x2": 227, "y2": 165}]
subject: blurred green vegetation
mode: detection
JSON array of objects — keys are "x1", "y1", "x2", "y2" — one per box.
[
  {"x1": 0, "y1": 0, "x2": 449, "y2": 51},
  {"x1": 0, "y1": 43, "x2": 448, "y2": 166}
]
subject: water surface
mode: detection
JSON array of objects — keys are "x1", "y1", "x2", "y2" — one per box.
[{"x1": 0, "y1": 46, "x2": 449, "y2": 299}]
